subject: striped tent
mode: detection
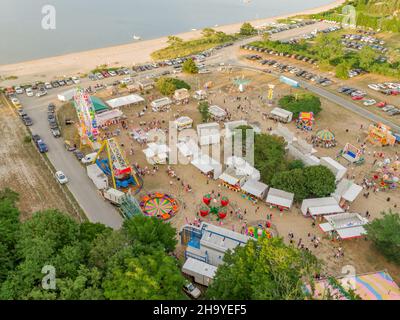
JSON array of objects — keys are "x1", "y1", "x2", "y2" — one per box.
[{"x1": 316, "y1": 129, "x2": 335, "y2": 142}]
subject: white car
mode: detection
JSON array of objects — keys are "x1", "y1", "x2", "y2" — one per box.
[
  {"x1": 363, "y1": 99, "x2": 376, "y2": 106},
  {"x1": 15, "y1": 86, "x2": 24, "y2": 94},
  {"x1": 26, "y1": 88, "x2": 34, "y2": 97},
  {"x1": 120, "y1": 77, "x2": 133, "y2": 84},
  {"x1": 183, "y1": 283, "x2": 201, "y2": 299},
  {"x1": 108, "y1": 70, "x2": 117, "y2": 77},
  {"x1": 55, "y1": 171, "x2": 68, "y2": 184},
  {"x1": 72, "y1": 76, "x2": 80, "y2": 84},
  {"x1": 36, "y1": 90, "x2": 48, "y2": 97},
  {"x1": 81, "y1": 152, "x2": 98, "y2": 164},
  {"x1": 45, "y1": 82, "x2": 53, "y2": 89},
  {"x1": 368, "y1": 84, "x2": 380, "y2": 91},
  {"x1": 11, "y1": 97, "x2": 21, "y2": 107}
]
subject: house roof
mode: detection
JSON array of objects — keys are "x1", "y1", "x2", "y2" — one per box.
[{"x1": 106, "y1": 94, "x2": 145, "y2": 108}]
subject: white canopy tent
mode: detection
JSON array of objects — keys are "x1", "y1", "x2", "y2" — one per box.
[
  {"x1": 95, "y1": 109, "x2": 124, "y2": 127},
  {"x1": 191, "y1": 154, "x2": 222, "y2": 179},
  {"x1": 106, "y1": 94, "x2": 144, "y2": 109},
  {"x1": 301, "y1": 197, "x2": 344, "y2": 217},
  {"x1": 143, "y1": 143, "x2": 170, "y2": 164},
  {"x1": 241, "y1": 180, "x2": 269, "y2": 199},
  {"x1": 266, "y1": 188, "x2": 294, "y2": 209},
  {"x1": 320, "y1": 212, "x2": 368, "y2": 239},
  {"x1": 270, "y1": 107, "x2": 293, "y2": 123},
  {"x1": 332, "y1": 179, "x2": 363, "y2": 203},
  {"x1": 320, "y1": 157, "x2": 347, "y2": 182},
  {"x1": 226, "y1": 156, "x2": 260, "y2": 181},
  {"x1": 209, "y1": 105, "x2": 227, "y2": 121}
]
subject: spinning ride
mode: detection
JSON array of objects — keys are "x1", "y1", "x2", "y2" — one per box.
[{"x1": 140, "y1": 193, "x2": 179, "y2": 220}]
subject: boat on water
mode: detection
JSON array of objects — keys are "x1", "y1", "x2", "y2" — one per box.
[{"x1": 133, "y1": 35, "x2": 142, "y2": 41}]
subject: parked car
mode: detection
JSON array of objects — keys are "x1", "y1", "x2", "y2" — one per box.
[
  {"x1": 48, "y1": 103, "x2": 56, "y2": 112},
  {"x1": 37, "y1": 140, "x2": 48, "y2": 153},
  {"x1": 36, "y1": 90, "x2": 48, "y2": 97},
  {"x1": 25, "y1": 88, "x2": 34, "y2": 97},
  {"x1": 32, "y1": 134, "x2": 41, "y2": 145},
  {"x1": 11, "y1": 97, "x2": 21, "y2": 107},
  {"x1": 363, "y1": 99, "x2": 376, "y2": 106},
  {"x1": 23, "y1": 116, "x2": 33, "y2": 126},
  {"x1": 81, "y1": 152, "x2": 98, "y2": 164},
  {"x1": 45, "y1": 82, "x2": 53, "y2": 90},
  {"x1": 72, "y1": 76, "x2": 80, "y2": 84},
  {"x1": 55, "y1": 171, "x2": 68, "y2": 184},
  {"x1": 73, "y1": 150, "x2": 85, "y2": 161},
  {"x1": 183, "y1": 282, "x2": 201, "y2": 299},
  {"x1": 352, "y1": 95, "x2": 364, "y2": 100},
  {"x1": 64, "y1": 140, "x2": 76, "y2": 152},
  {"x1": 14, "y1": 86, "x2": 24, "y2": 94},
  {"x1": 51, "y1": 128, "x2": 61, "y2": 138}
]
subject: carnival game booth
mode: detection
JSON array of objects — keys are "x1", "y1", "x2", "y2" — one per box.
[
  {"x1": 266, "y1": 188, "x2": 294, "y2": 211},
  {"x1": 151, "y1": 97, "x2": 173, "y2": 112},
  {"x1": 197, "y1": 123, "x2": 221, "y2": 146},
  {"x1": 341, "y1": 143, "x2": 364, "y2": 164},
  {"x1": 191, "y1": 153, "x2": 222, "y2": 180},
  {"x1": 332, "y1": 179, "x2": 363, "y2": 209},
  {"x1": 173, "y1": 88, "x2": 190, "y2": 105},
  {"x1": 367, "y1": 123, "x2": 396, "y2": 146},
  {"x1": 296, "y1": 112, "x2": 314, "y2": 131},
  {"x1": 136, "y1": 79, "x2": 155, "y2": 91},
  {"x1": 320, "y1": 157, "x2": 347, "y2": 182},
  {"x1": 319, "y1": 212, "x2": 368, "y2": 240},
  {"x1": 269, "y1": 107, "x2": 293, "y2": 123},
  {"x1": 301, "y1": 197, "x2": 344, "y2": 218},
  {"x1": 307, "y1": 271, "x2": 400, "y2": 300},
  {"x1": 209, "y1": 105, "x2": 228, "y2": 122},
  {"x1": 241, "y1": 180, "x2": 269, "y2": 201},
  {"x1": 174, "y1": 116, "x2": 193, "y2": 131},
  {"x1": 193, "y1": 90, "x2": 208, "y2": 100},
  {"x1": 143, "y1": 143, "x2": 170, "y2": 165},
  {"x1": 219, "y1": 167, "x2": 246, "y2": 192},
  {"x1": 106, "y1": 94, "x2": 145, "y2": 109},
  {"x1": 95, "y1": 109, "x2": 124, "y2": 128}
]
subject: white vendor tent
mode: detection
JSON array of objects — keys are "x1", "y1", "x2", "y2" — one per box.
[
  {"x1": 151, "y1": 97, "x2": 173, "y2": 112},
  {"x1": 197, "y1": 123, "x2": 220, "y2": 146},
  {"x1": 106, "y1": 94, "x2": 144, "y2": 109},
  {"x1": 270, "y1": 107, "x2": 293, "y2": 123},
  {"x1": 320, "y1": 157, "x2": 347, "y2": 181},
  {"x1": 96, "y1": 109, "x2": 123, "y2": 127},
  {"x1": 191, "y1": 154, "x2": 222, "y2": 179},
  {"x1": 174, "y1": 116, "x2": 193, "y2": 131},
  {"x1": 193, "y1": 90, "x2": 208, "y2": 100},
  {"x1": 332, "y1": 179, "x2": 363, "y2": 204},
  {"x1": 266, "y1": 188, "x2": 294, "y2": 210},
  {"x1": 177, "y1": 140, "x2": 200, "y2": 158},
  {"x1": 219, "y1": 167, "x2": 245, "y2": 187},
  {"x1": 143, "y1": 143, "x2": 170, "y2": 165},
  {"x1": 301, "y1": 197, "x2": 344, "y2": 217},
  {"x1": 209, "y1": 105, "x2": 227, "y2": 121},
  {"x1": 319, "y1": 212, "x2": 368, "y2": 240},
  {"x1": 226, "y1": 156, "x2": 260, "y2": 181},
  {"x1": 58, "y1": 88, "x2": 77, "y2": 102},
  {"x1": 241, "y1": 180, "x2": 269, "y2": 199}
]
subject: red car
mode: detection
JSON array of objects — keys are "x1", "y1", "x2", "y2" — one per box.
[
  {"x1": 376, "y1": 101, "x2": 387, "y2": 108},
  {"x1": 352, "y1": 95, "x2": 364, "y2": 100},
  {"x1": 391, "y1": 90, "x2": 399, "y2": 96},
  {"x1": 101, "y1": 71, "x2": 110, "y2": 78}
]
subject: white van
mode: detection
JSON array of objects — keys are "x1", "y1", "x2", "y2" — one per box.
[{"x1": 81, "y1": 152, "x2": 98, "y2": 165}]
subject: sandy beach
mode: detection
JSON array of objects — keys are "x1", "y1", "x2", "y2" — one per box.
[{"x1": 0, "y1": 0, "x2": 345, "y2": 86}]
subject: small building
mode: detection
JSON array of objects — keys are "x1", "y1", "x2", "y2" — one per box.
[
  {"x1": 58, "y1": 88, "x2": 78, "y2": 102},
  {"x1": 269, "y1": 107, "x2": 293, "y2": 123},
  {"x1": 174, "y1": 116, "x2": 193, "y2": 131},
  {"x1": 95, "y1": 109, "x2": 124, "y2": 128},
  {"x1": 180, "y1": 222, "x2": 251, "y2": 267},
  {"x1": 136, "y1": 78, "x2": 155, "y2": 91},
  {"x1": 209, "y1": 105, "x2": 228, "y2": 122},
  {"x1": 193, "y1": 90, "x2": 208, "y2": 100},
  {"x1": 241, "y1": 180, "x2": 269, "y2": 200},
  {"x1": 332, "y1": 179, "x2": 363, "y2": 208},
  {"x1": 301, "y1": 197, "x2": 344, "y2": 218},
  {"x1": 197, "y1": 123, "x2": 220, "y2": 146},
  {"x1": 219, "y1": 167, "x2": 247, "y2": 191},
  {"x1": 320, "y1": 157, "x2": 347, "y2": 182},
  {"x1": 173, "y1": 88, "x2": 190, "y2": 105},
  {"x1": 151, "y1": 97, "x2": 173, "y2": 112},
  {"x1": 182, "y1": 258, "x2": 217, "y2": 287},
  {"x1": 106, "y1": 94, "x2": 145, "y2": 109},
  {"x1": 266, "y1": 188, "x2": 294, "y2": 210},
  {"x1": 142, "y1": 143, "x2": 170, "y2": 165}
]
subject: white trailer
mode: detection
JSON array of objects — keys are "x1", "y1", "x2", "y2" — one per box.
[
  {"x1": 182, "y1": 258, "x2": 217, "y2": 287},
  {"x1": 57, "y1": 88, "x2": 77, "y2": 102},
  {"x1": 103, "y1": 188, "x2": 125, "y2": 205},
  {"x1": 87, "y1": 164, "x2": 108, "y2": 190}
]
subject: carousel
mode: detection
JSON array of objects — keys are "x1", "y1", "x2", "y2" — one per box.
[
  {"x1": 140, "y1": 192, "x2": 179, "y2": 220},
  {"x1": 313, "y1": 129, "x2": 336, "y2": 148}
]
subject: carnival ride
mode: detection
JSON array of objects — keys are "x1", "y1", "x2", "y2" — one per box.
[
  {"x1": 340, "y1": 143, "x2": 364, "y2": 164},
  {"x1": 199, "y1": 194, "x2": 230, "y2": 220},
  {"x1": 246, "y1": 225, "x2": 273, "y2": 239},
  {"x1": 140, "y1": 192, "x2": 179, "y2": 220},
  {"x1": 371, "y1": 160, "x2": 399, "y2": 190},
  {"x1": 366, "y1": 123, "x2": 396, "y2": 146},
  {"x1": 267, "y1": 84, "x2": 275, "y2": 106},
  {"x1": 94, "y1": 138, "x2": 142, "y2": 193},
  {"x1": 73, "y1": 88, "x2": 100, "y2": 149},
  {"x1": 296, "y1": 112, "x2": 314, "y2": 131}
]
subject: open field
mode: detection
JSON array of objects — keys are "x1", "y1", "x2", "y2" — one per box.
[
  {"x1": 56, "y1": 67, "x2": 400, "y2": 282},
  {"x1": 0, "y1": 96, "x2": 77, "y2": 220}
]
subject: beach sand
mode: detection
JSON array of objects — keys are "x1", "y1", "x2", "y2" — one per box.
[{"x1": 0, "y1": 0, "x2": 346, "y2": 86}]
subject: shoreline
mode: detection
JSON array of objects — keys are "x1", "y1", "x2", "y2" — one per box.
[{"x1": 0, "y1": 0, "x2": 346, "y2": 86}]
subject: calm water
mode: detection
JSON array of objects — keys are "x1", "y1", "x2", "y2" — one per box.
[{"x1": 0, "y1": 0, "x2": 333, "y2": 64}]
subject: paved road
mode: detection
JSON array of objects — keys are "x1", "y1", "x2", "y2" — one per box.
[{"x1": 19, "y1": 91, "x2": 123, "y2": 229}]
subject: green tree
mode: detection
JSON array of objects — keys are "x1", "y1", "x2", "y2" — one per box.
[
  {"x1": 198, "y1": 101, "x2": 211, "y2": 122},
  {"x1": 335, "y1": 62, "x2": 350, "y2": 79},
  {"x1": 288, "y1": 160, "x2": 305, "y2": 170},
  {"x1": 279, "y1": 94, "x2": 322, "y2": 119},
  {"x1": 182, "y1": 58, "x2": 199, "y2": 74},
  {"x1": 271, "y1": 169, "x2": 308, "y2": 202},
  {"x1": 254, "y1": 133, "x2": 287, "y2": 184},
  {"x1": 167, "y1": 36, "x2": 183, "y2": 46},
  {"x1": 358, "y1": 46, "x2": 379, "y2": 70},
  {"x1": 156, "y1": 77, "x2": 191, "y2": 95},
  {"x1": 207, "y1": 238, "x2": 320, "y2": 300},
  {"x1": 303, "y1": 166, "x2": 336, "y2": 198},
  {"x1": 365, "y1": 210, "x2": 400, "y2": 264},
  {"x1": 103, "y1": 249, "x2": 186, "y2": 300},
  {"x1": 122, "y1": 215, "x2": 177, "y2": 253},
  {"x1": 313, "y1": 33, "x2": 344, "y2": 63},
  {"x1": 240, "y1": 22, "x2": 257, "y2": 36}
]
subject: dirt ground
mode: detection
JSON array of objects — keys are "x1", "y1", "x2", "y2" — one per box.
[
  {"x1": 60, "y1": 68, "x2": 400, "y2": 283},
  {"x1": 0, "y1": 98, "x2": 76, "y2": 220}
]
